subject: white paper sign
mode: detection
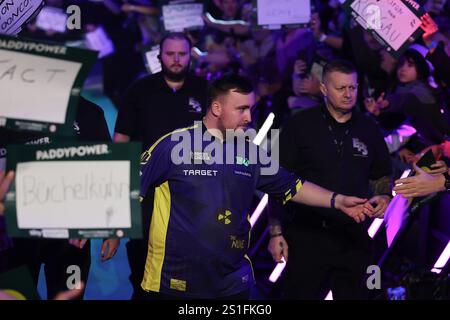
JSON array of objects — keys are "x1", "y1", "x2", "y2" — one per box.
[
  {"x1": 85, "y1": 26, "x2": 115, "y2": 59},
  {"x1": 0, "y1": 0, "x2": 44, "y2": 35},
  {"x1": 350, "y1": 0, "x2": 421, "y2": 51},
  {"x1": 15, "y1": 161, "x2": 131, "y2": 229},
  {"x1": 162, "y1": 3, "x2": 204, "y2": 32},
  {"x1": 35, "y1": 6, "x2": 67, "y2": 33},
  {"x1": 144, "y1": 46, "x2": 162, "y2": 74},
  {"x1": 257, "y1": 0, "x2": 311, "y2": 26},
  {"x1": 0, "y1": 48, "x2": 81, "y2": 124}
]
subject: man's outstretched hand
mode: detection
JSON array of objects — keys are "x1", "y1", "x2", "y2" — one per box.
[
  {"x1": 394, "y1": 163, "x2": 446, "y2": 198},
  {"x1": 335, "y1": 195, "x2": 374, "y2": 223}
]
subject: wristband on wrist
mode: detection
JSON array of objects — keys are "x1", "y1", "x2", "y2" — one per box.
[{"x1": 331, "y1": 192, "x2": 338, "y2": 209}]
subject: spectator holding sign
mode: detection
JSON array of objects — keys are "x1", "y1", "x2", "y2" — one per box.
[
  {"x1": 365, "y1": 45, "x2": 450, "y2": 168},
  {"x1": 0, "y1": 97, "x2": 118, "y2": 299}
]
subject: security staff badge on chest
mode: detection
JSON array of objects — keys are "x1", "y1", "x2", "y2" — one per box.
[
  {"x1": 188, "y1": 97, "x2": 202, "y2": 113},
  {"x1": 352, "y1": 138, "x2": 368, "y2": 157}
]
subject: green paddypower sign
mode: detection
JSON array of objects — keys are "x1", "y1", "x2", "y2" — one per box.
[
  {"x1": 0, "y1": 34, "x2": 97, "y2": 136},
  {"x1": 4, "y1": 142, "x2": 142, "y2": 239}
]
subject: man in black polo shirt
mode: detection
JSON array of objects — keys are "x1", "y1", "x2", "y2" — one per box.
[
  {"x1": 114, "y1": 32, "x2": 207, "y2": 151},
  {"x1": 113, "y1": 32, "x2": 208, "y2": 299},
  {"x1": 269, "y1": 60, "x2": 392, "y2": 300}
]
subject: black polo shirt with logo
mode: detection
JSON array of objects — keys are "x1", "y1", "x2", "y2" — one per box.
[
  {"x1": 114, "y1": 72, "x2": 208, "y2": 152},
  {"x1": 279, "y1": 104, "x2": 392, "y2": 231}
]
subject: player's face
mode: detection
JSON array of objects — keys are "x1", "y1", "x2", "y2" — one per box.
[{"x1": 217, "y1": 90, "x2": 255, "y2": 134}]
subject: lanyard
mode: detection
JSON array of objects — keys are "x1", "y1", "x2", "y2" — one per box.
[{"x1": 321, "y1": 107, "x2": 352, "y2": 158}]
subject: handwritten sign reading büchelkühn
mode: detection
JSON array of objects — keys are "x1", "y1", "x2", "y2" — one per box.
[{"x1": 4, "y1": 143, "x2": 142, "y2": 239}]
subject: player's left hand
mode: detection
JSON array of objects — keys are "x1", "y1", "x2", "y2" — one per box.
[{"x1": 335, "y1": 195, "x2": 374, "y2": 223}]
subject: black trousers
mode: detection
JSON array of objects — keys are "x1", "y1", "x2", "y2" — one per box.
[
  {"x1": 282, "y1": 223, "x2": 371, "y2": 300},
  {"x1": 127, "y1": 197, "x2": 153, "y2": 300},
  {"x1": 3, "y1": 238, "x2": 91, "y2": 300},
  {"x1": 126, "y1": 238, "x2": 148, "y2": 300}
]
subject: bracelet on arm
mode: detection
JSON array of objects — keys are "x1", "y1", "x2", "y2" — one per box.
[{"x1": 330, "y1": 192, "x2": 338, "y2": 209}]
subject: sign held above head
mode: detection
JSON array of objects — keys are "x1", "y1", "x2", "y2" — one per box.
[
  {"x1": 343, "y1": 0, "x2": 425, "y2": 57},
  {"x1": 0, "y1": 0, "x2": 45, "y2": 36}
]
